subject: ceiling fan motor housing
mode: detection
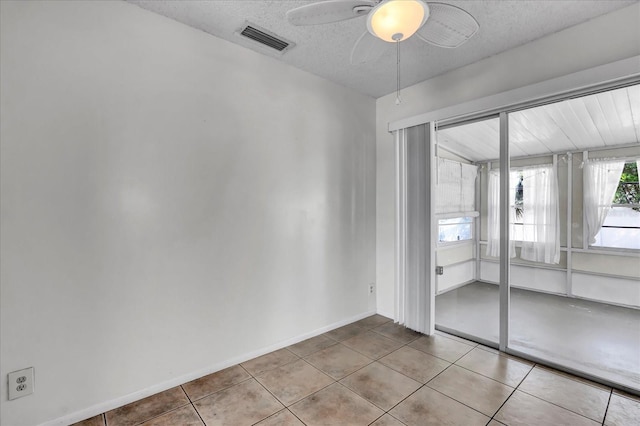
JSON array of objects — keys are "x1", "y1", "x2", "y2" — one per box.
[{"x1": 366, "y1": 0, "x2": 430, "y2": 43}]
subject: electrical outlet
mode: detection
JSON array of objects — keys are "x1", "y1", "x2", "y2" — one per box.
[
  {"x1": 8, "y1": 367, "x2": 34, "y2": 400},
  {"x1": 369, "y1": 284, "x2": 375, "y2": 294}
]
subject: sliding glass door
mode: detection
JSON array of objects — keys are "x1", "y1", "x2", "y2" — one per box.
[
  {"x1": 506, "y1": 86, "x2": 640, "y2": 392},
  {"x1": 434, "y1": 117, "x2": 500, "y2": 346},
  {"x1": 432, "y1": 83, "x2": 640, "y2": 393}
]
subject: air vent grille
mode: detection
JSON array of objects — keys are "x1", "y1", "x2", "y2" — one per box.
[{"x1": 240, "y1": 25, "x2": 290, "y2": 52}]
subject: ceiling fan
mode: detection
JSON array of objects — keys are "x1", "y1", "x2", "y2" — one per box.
[{"x1": 286, "y1": 0, "x2": 479, "y2": 103}]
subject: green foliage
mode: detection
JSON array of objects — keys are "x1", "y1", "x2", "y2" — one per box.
[
  {"x1": 514, "y1": 172, "x2": 524, "y2": 219},
  {"x1": 613, "y1": 162, "x2": 639, "y2": 209}
]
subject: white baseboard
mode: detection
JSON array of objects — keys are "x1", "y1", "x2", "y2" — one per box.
[
  {"x1": 39, "y1": 310, "x2": 376, "y2": 426},
  {"x1": 436, "y1": 278, "x2": 477, "y2": 295}
]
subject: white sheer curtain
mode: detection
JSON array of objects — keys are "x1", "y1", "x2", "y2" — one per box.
[
  {"x1": 436, "y1": 159, "x2": 459, "y2": 214},
  {"x1": 583, "y1": 159, "x2": 625, "y2": 244},
  {"x1": 486, "y1": 170, "x2": 515, "y2": 258},
  {"x1": 436, "y1": 159, "x2": 477, "y2": 214},
  {"x1": 520, "y1": 164, "x2": 560, "y2": 264},
  {"x1": 461, "y1": 162, "x2": 478, "y2": 212}
]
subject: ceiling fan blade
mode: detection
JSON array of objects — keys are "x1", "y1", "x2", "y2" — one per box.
[
  {"x1": 350, "y1": 30, "x2": 387, "y2": 65},
  {"x1": 417, "y1": 2, "x2": 479, "y2": 48},
  {"x1": 287, "y1": 0, "x2": 377, "y2": 26}
]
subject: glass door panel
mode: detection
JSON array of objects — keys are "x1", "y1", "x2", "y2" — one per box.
[
  {"x1": 434, "y1": 117, "x2": 500, "y2": 345},
  {"x1": 507, "y1": 85, "x2": 640, "y2": 391}
]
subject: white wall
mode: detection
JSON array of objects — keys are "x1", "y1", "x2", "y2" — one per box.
[
  {"x1": 376, "y1": 3, "x2": 640, "y2": 317},
  {"x1": 0, "y1": 1, "x2": 376, "y2": 425},
  {"x1": 436, "y1": 242, "x2": 475, "y2": 293}
]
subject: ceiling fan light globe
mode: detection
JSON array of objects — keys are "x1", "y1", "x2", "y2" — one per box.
[{"x1": 367, "y1": 0, "x2": 429, "y2": 43}]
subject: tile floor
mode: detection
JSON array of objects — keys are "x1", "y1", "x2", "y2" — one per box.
[{"x1": 73, "y1": 315, "x2": 640, "y2": 426}]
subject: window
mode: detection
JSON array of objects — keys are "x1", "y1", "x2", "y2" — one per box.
[
  {"x1": 511, "y1": 171, "x2": 527, "y2": 242},
  {"x1": 436, "y1": 159, "x2": 477, "y2": 244},
  {"x1": 591, "y1": 161, "x2": 640, "y2": 250},
  {"x1": 438, "y1": 217, "x2": 473, "y2": 243},
  {"x1": 487, "y1": 165, "x2": 560, "y2": 264}
]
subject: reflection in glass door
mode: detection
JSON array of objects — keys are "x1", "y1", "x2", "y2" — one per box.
[{"x1": 434, "y1": 117, "x2": 500, "y2": 345}]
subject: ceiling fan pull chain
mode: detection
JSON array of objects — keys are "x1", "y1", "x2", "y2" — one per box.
[{"x1": 395, "y1": 39, "x2": 402, "y2": 105}]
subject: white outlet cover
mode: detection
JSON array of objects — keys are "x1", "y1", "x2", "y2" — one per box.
[{"x1": 8, "y1": 367, "x2": 34, "y2": 400}]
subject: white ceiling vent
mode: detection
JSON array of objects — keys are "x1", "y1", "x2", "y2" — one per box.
[{"x1": 237, "y1": 22, "x2": 295, "y2": 54}]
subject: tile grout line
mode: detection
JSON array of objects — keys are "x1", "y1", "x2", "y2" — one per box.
[
  {"x1": 310, "y1": 346, "x2": 378, "y2": 380},
  {"x1": 241, "y1": 350, "x2": 301, "y2": 379},
  {"x1": 107, "y1": 386, "x2": 194, "y2": 426},
  {"x1": 128, "y1": 400, "x2": 193, "y2": 426},
  {"x1": 284, "y1": 407, "x2": 308, "y2": 426},
  {"x1": 186, "y1": 375, "x2": 255, "y2": 404},
  {"x1": 452, "y1": 361, "x2": 527, "y2": 389},
  {"x1": 486, "y1": 362, "x2": 537, "y2": 423},
  {"x1": 190, "y1": 400, "x2": 207, "y2": 426},
  {"x1": 425, "y1": 384, "x2": 494, "y2": 420},
  {"x1": 601, "y1": 389, "x2": 613, "y2": 426}
]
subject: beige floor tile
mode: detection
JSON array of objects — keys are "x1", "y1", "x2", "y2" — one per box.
[
  {"x1": 487, "y1": 421, "x2": 506, "y2": 426},
  {"x1": 340, "y1": 362, "x2": 421, "y2": 411},
  {"x1": 287, "y1": 334, "x2": 337, "y2": 357},
  {"x1": 370, "y1": 414, "x2": 407, "y2": 426},
  {"x1": 105, "y1": 387, "x2": 189, "y2": 426},
  {"x1": 255, "y1": 359, "x2": 334, "y2": 405},
  {"x1": 427, "y1": 364, "x2": 513, "y2": 416},
  {"x1": 255, "y1": 409, "x2": 305, "y2": 425},
  {"x1": 389, "y1": 386, "x2": 489, "y2": 426},
  {"x1": 379, "y1": 346, "x2": 450, "y2": 384},
  {"x1": 354, "y1": 314, "x2": 392, "y2": 329},
  {"x1": 71, "y1": 414, "x2": 104, "y2": 426},
  {"x1": 240, "y1": 348, "x2": 299, "y2": 376},
  {"x1": 518, "y1": 366, "x2": 610, "y2": 422},
  {"x1": 342, "y1": 331, "x2": 404, "y2": 360},
  {"x1": 373, "y1": 322, "x2": 422, "y2": 344},
  {"x1": 455, "y1": 347, "x2": 533, "y2": 387},
  {"x1": 408, "y1": 334, "x2": 474, "y2": 362},
  {"x1": 604, "y1": 393, "x2": 640, "y2": 426},
  {"x1": 290, "y1": 383, "x2": 384, "y2": 426},
  {"x1": 138, "y1": 405, "x2": 203, "y2": 426},
  {"x1": 182, "y1": 365, "x2": 250, "y2": 401},
  {"x1": 494, "y1": 390, "x2": 599, "y2": 426},
  {"x1": 325, "y1": 323, "x2": 368, "y2": 341},
  {"x1": 305, "y1": 343, "x2": 372, "y2": 380},
  {"x1": 193, "y1": 379, "x2": 283, "y2": 425}
]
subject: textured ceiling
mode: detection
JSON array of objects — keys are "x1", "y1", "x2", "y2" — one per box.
[
  {"x1": 127, "y1": 0, "x2": 637, "y2": 98},
  {"x1": 437, "y1": 84, "x2": 640, "y2": 162}
]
